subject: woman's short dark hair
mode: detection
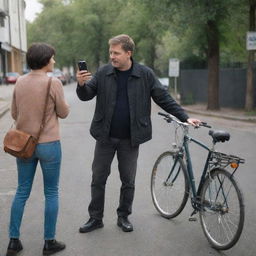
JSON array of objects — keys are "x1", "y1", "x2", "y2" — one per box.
[{"x1": 26, "y1": 43, "x2": 55, "y2": 70}]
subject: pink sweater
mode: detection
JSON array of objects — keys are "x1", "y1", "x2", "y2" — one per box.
[{"x1": 11, "y1": 71, "x2": 70, "y2": 143}]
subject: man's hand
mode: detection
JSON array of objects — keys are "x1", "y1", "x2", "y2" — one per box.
[
  {"x1": 76, "y1": 70, "x2": 92, "y2": 86},
  {"x1": 187, "y1": 118, "x2": 202, "y2": 127}
]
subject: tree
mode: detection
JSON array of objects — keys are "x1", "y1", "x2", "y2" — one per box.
[
  {"x1": 171, "y1": 1, "x2": 230, "y2": 110},
  {"x1": 220, "y1": 2, "x2": 248, "y2": 66},
  {"x1": 28, "y1": 0, "x2": 75, "y2": 69},
  {"x1": 72, "y1": 0, "x2": 125, "y2": 70},
  {"x1": 28, "y1": 0, "x2": 124, "y2": 71},
  {"x1": 142, "y1": 0, "x2": 246, "y2": 110},
  {"x1": 27, "y1": 0, "x2": 251, "y2": 109},
  {"x1": 112, "y1": 0, "x2": 170, "y2": 71}
]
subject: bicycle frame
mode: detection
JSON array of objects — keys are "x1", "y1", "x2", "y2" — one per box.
[
  {"x1": 169, "y1": 125, "x2": 217, "y2": 212},
  {"x1": 159, "y1": 112, "x2": 244, "y2": 212},
  {"x1": 178, "y1": 132, "x2": 243, "y2": 211},
  {"x1": 183, "y1": 134, "x2": 212, "y2": 203}
]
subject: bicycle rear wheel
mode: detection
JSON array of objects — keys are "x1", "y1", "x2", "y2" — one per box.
[
  {"x1": 199, "y1": 168, "x2": 244, "y2": 250},
  {"x1": 151, "y1": 151, "x2": 189, "y2": 218}
]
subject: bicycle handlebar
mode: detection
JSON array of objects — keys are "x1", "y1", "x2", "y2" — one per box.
[
  {"x1": 158, "y1": 112, "x2": 212, "y2": 128},
  {"x1": 158, "y1": 112, "x2": 170, "y2": 118},
  {"x1": 200, "y1": 122, "x2": 212, "y2": 128}
]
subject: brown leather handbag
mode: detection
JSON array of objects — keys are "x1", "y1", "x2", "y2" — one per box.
[{"x1": 3, "y1": 77, "x2": 52, "y2": 159}]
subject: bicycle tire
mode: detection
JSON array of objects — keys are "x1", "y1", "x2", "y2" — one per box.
[
  {"x1": 199, "y1": 168, "x2": 245, "y2": 250},
  {"x1": 151, "y1": 151, "x2": 189, "y2": 218}
]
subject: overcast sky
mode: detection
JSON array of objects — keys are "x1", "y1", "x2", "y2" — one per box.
[{"x1": 25, "y1": 0, "x2": 42, "y2": 22}]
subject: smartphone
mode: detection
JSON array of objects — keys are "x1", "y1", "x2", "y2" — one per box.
[{"x1": 78, "y1": 60, "x2": 87, "y2": 71}]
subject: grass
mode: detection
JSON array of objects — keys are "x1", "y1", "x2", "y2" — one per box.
[{"x1": 245, "y1": 110, "x2": 256, "y2": 116}]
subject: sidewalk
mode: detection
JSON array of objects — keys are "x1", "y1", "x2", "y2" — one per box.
[
  {"x1": 0, "y1": 84, "x2": 256, "y2": 122},
  {"x1": 0, "y1": 84, "x2": 14, "y2": 118},
  {"x1": 183, "y1": 104, "x2": 256, "y2": 123}
]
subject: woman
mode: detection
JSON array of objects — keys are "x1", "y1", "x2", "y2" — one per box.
[{"x1": 6, "y1": 43, "x2": 69, "y2": 256}]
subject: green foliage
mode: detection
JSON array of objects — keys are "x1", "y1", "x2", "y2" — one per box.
[
  {"x1": 27, "y1": 0, "x2": 250, "y2": 74},
  {"x1": 220, "y1": 1, "x2": 248, "y2": 66},
  {"x1": 28, "y1": 1, "x2": 75, "y2": 68},
  {"x1": 28, "y1": 0, "x2": 124, "y2": 71},
  {"x1": 245, "y1": 109, "x2": 256, "y2": 116}
]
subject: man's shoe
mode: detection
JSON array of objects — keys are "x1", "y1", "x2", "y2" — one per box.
[
  {"x1": 79, "y1": 218, "x2": 104, "y2": 233},
  {"x1": 117, "y1": 217, "x2": 133, "y2": 232},
  {"x1": 6, "y1": 238, "x2": 23, "y2": 256},
  {"x1": 43, "y1": 239, "x2": 66, "y2": 255}
]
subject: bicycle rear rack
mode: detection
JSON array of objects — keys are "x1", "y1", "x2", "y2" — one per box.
[{"x1": 209, "y1": 151, "x2": 245, "y2": 176}]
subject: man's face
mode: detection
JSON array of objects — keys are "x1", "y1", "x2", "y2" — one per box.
[{"x1": 109, "y1": 44, "x2": 132, "y2": 71}]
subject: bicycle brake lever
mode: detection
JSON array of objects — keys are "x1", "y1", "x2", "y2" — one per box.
[
  {"x1": 164, "y1": 117, "x2": 172, "y2": 123},
  {"x1": 201, "y1": 122, "x2": 212, "y2": 128}
]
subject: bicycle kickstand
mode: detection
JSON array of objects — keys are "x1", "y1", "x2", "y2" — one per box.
[{"x1": 188, "y1": 210, "x2": 198, "y2": 222}]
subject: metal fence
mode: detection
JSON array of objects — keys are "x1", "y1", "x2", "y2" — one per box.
[{"x1": 179, "y1": 68, "x2": 256, "y2": 108}]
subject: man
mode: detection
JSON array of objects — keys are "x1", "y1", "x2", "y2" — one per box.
[{"x1": 76, "y1": 34, "x2": 200, "y2": 233}]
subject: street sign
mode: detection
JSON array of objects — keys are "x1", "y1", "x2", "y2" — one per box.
[
  {"x1": 246, "y1": 32, "x2": 256, "y2": 50},
  {"x1": 168, "y1": 58, "x2": 180, "y2": 77}
]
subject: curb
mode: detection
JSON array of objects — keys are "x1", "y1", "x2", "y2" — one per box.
[{"x1": 184, "y1": 107, "x2": 256, "y2": 123}]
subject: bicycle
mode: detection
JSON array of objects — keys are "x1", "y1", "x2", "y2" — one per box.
[{"x1": 151, "y1": 112, "x2": 245, "y2": 250}]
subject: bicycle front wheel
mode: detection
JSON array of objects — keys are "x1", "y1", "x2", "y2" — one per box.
[
  {"x1": 199, "y1": 168, "x2": 244, "y2": 250},
  {"x1": 151, "y1": 151, "x2": 189, "y2": 219}
]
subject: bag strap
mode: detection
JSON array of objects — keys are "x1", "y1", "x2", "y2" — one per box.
[{"x1": 35, "y1": 77, "x2": 52, "y2": 140}]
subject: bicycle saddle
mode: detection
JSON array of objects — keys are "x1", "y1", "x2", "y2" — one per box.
[{"x1": 209, "y1": 130, "x2": 230, "y2": 143}]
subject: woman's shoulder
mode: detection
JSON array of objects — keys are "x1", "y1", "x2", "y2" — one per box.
[
  {"x1": 50, "y1": 77, "x2": 64, "y2": 96},
  {"x1": 16, "y1": 73, "x2": 29, "y2": 82},
  {"x1": 18, "y1": 72, "x2": 48, "y2": 83},
  {"x1": 15, "y1": 73, "x2": 40, "y2": 88},
  {"x1": 51, "y1": 77, "x2": 63, "y2": 87}
]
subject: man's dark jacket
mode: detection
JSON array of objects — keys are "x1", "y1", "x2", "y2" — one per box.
[{"x1": 76, "y1": 61, "x2": 189, "y2": 146}]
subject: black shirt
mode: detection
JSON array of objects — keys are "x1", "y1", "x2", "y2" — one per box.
[{"x1": 110, "y1": 67, "x2": 132, "y2": 139}]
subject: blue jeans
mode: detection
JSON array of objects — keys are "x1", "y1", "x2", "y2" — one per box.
[{"x1": 9, "y1": 140, "x2": 61, "y2": 240}]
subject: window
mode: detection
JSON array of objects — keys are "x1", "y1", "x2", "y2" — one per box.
[{"x1": 0, "y1": 16, "x2": 4, "y2": 27}]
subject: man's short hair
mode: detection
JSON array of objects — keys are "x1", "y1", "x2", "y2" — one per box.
[
  {"x1": 26, "y1": 43, "x2": 55, "y2": 70},
  {"x1": 108, "y1": 34, "x2": 135, "y2": 52}
]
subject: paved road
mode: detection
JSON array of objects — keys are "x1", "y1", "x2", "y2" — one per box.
[{"x1": 0, "y1": 83, "x2": 255, "y2": 256}]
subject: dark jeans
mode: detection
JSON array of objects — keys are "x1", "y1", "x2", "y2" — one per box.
[{"x1": 88, "y1": 138, "x2": 139, "y2": 219}]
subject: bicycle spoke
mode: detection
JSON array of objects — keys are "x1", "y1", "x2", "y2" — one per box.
[
  {"x1": 221, "y1": 217, "x2": 233, "y2": 241},
  {"x1": 151, "y1": 151, "x2": 189, "y2": 218},
  {"x1": 199, "y1": 168, "x2": 244, "y2": 250}
]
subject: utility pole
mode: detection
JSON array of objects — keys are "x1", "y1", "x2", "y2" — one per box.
[
  {"x1": 245, "y1": 1, "x2": 256, "y2": 111},
  {"x1": 168, "y1": 58, "x2": 180, "y2": 100}
]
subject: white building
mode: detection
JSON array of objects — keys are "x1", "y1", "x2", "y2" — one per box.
[{"x1": 0, "y1": 0, "x2": 27, "y2": 82}]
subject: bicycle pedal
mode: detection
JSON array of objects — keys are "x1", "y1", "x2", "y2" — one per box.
[{"x1": 188, "y1": 217, "x2": 197, "y2": 222}]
